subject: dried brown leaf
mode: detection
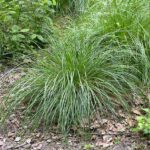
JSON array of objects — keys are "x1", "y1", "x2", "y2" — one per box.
[{"x1": 132, "y1": 108, "x2": 141, "y2": 115}]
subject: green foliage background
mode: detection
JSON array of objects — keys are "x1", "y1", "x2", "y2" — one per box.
[{"x1": 0, "y1": 0, "x2": 54, "y2": 60}]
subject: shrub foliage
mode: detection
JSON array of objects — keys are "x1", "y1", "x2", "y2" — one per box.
[{"x1": 0, "y1": 0, "x2": 54, "y2": 60}]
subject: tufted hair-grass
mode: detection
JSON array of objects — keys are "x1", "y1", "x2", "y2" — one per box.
[{"x1": 2, "y1": 34, "x2": 142, "y2": 132}]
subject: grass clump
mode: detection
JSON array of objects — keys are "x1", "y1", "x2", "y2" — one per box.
[
  {"x1": 74, "y1": 0, "x2": 150, "y2": 84},
  {"x1": 1, "y1": 0, "x2": 149, "y2": 133},
  {"x1": 83, "y1": 0, "x2": 150, "y2": 42},
  {"x1": 3, "y1": 35, "x2": 141, "y2": 132}
]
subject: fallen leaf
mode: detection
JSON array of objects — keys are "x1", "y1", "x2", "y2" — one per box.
[
  {"x1": 7, "y1": 132, "x2": 15, "y2": 138},
  {"x1": 23, "y1": 144, "x2": 31, "y2": 149},
  {"x1": 91, "y1": 135, "x2": 97, "y2": 140},
  {"x1": 115, "y1": 123, "x2": 126, "y2": 132},
  {"x1": 90, "y1": 120, "x2": 100, "y2": 129},
  {"x1": 96, "y1": 140, "x2": 113, "y2": 148},
  {"x1": 134, "y1": 97, "x2": 143, "y2": 105},
  {"x1": 15, "y1": 137, "x2": 21, "y2": 142},
  {"x1": 118, "y1": 110, "x2": 126, "y2": 118},
  {"x1": 101, "y1": 119, "x2": 108, "y2": 124},
  {"x1": 46, "y1": 139, "x2": 52, "y2": 143},
  {"x1": 36, "y1": 133, "x2": 41, "y2": 138},
  {"x1": 26, "y1": 138, "x2": 32, "y2": 144},
  {"x1": 125, "y1": 118, "x2": 135, "y2": 127},
  {"x1": 0, "y1": 140, "x2": 4, "y2": 146},
  {"x1": 132, "y1": 108, "x2": 141, "y2": 115},
  {"x1": 36, "y1": 143, "x2": 43, "y2": 150},
  {"x1": 103, "y1": 135, "x2": 113, "y2": 143}
]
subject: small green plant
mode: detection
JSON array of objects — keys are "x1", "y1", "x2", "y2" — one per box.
[
  {"x1": 84, "y1": 144, "x2": 94, "y2": 150},
  {"x1": 114, "y1": 136, "x2": 121, "y2": 144},
  {"x1": 133, "y1": 109, "x2": 150, "y2": 137}
]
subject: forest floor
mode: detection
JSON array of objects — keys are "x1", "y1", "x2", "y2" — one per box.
[{"x1": 0, "y1": 67, "x2": 149, "y2": 150}]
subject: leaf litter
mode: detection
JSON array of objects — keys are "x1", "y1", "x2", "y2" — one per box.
[{"x1": 0, "y1": 69, "x2": 149, "y2": 150}]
